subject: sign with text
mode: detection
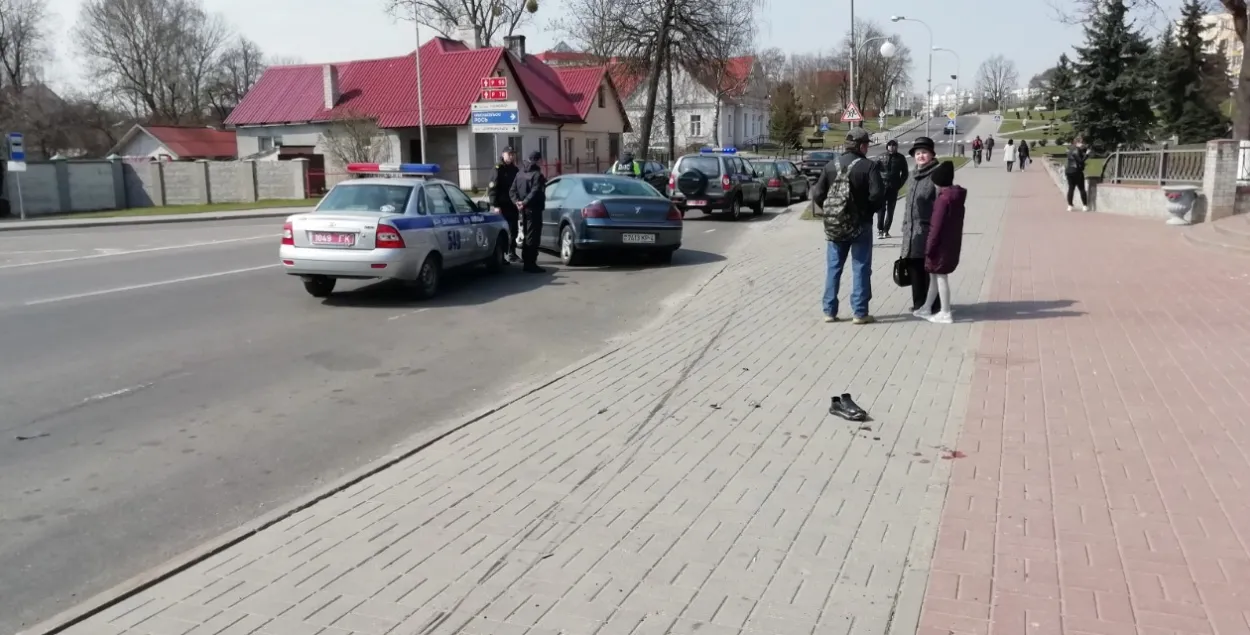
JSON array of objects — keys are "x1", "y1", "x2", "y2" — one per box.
[
  {"x1": 7, "y1": 132, "x2": 24, "y2": 161},
  {"x1": 481, "y1": 77, "x2": 507, "y2": 89},
  {"x1": 481, "y1": 89, "x2": 508, "y2": 101},
  {"x1": 471, "y1": 101, "x2": 520, "y2": 133}
]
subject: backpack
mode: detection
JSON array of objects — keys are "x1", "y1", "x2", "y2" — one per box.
[{"x1": 818, "y1": 157, "x2": 865, "y2": 242}]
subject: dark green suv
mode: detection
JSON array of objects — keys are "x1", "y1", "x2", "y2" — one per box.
[{"x1": 668, "y1": 148, "x2": 766, "y2": 221}]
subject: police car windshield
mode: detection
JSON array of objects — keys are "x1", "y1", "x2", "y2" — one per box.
[
  {"x1": 316, "y1": 183, "x2": 414, "y2": 214},
  {"x1": 679, "y1": 157, "x2": 721, "y2": 176},
  {"x1": 808, "y1": 152, "x2": 837, "y2": 160},
  {"x1": 581, "y1": 178, "x2": 661, "y2": 197}
]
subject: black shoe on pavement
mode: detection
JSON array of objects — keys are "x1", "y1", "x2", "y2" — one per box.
[
  {"x1": 522, "y1": 264, "x2": 546, "y2": 273},
  {"x1": 829, "y1": 393, "x2": 868, "y2": 422},
  {"x1": 506, "y1": 253, "x2": 521, "y2": 263}
]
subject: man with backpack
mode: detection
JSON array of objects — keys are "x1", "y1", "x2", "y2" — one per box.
[{"x1": 811, "y1": 127, "x2": 885, "y2": 325}]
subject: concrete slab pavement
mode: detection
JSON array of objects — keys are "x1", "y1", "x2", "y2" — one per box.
[
  {"x1": 36, "y1": 165, "x2": 1017, "y2": 635},
  {"x1": 0, "y1": 208, "x2": 311, "y2": 232}
]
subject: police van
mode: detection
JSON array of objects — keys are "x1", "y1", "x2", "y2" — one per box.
[{"x1": 279, "y1": 163, "x2": 511, "y2": 299}]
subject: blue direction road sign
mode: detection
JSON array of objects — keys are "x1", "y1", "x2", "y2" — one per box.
[
  {"x1": 471, "y1": 110, "x2": 518, "y2": 125},
  {"x1": 945, "y1": 120, "x2": 957, "y2": 130},
  {"x1": 7, "y1": 132, "x2": 25, "y2": 161}
]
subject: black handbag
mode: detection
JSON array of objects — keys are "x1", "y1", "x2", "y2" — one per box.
[{"x1": 893, "y1": 258, "x2": 912, "y2": 287}]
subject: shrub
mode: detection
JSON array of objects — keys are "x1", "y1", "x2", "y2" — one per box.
[{"x1": 1038, "y1": 138, "x2": 1049, "y2": 147}]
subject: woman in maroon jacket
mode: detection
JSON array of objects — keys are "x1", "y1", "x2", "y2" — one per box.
[{"x1": 913, "y1": 161, "x2": 966, "y2": 324}]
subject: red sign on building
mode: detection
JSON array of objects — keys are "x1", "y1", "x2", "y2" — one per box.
[
  {"x1": 481, "y1": 77, "x2": 507, "y2": 89},
  {"x1": 481, "y1": 88, "x2": 508, "y2": 101}
]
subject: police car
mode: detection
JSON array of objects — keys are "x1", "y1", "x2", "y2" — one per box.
[{"x1": 279, "y1": 163, "x2": 511, "y2": 299}]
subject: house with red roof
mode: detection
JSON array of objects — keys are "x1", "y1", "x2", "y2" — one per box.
[
  {"x1": 223, "y1": 36, "x2": 630, "y2": 190},
  {"x1": 543, "y1": 50, "x2": 770, "y2": 153},
  {"x1": 107, "y1": 125, "x2": 237, "y2": 161}
]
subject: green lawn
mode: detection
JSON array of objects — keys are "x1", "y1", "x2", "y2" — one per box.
[
  {"x1": 1034, "y1": 144, "x2": 1106, "y2": 176},
  {"x1": 864, "y1": 116, "x2": 912, "y2": 132},
  {"x1": 800, "y1": 156, "x2": 970, "y2": 220},
  {"x1": 59, "y1": 199, "x2": 314, "y2": 219}
]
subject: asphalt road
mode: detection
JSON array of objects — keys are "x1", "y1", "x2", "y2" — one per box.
[{"x1": 0, "y1": 207, "x2": 785, "y2": 633}]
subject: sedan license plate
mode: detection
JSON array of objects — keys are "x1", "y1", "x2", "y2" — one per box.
[
  {"x1": 622, "y1": 233, "x2": 656, "y2": 244},
  {"x1": 687, "y1": 200, "x2": 707, "y2": 207},
  {"x1": 310, "y1": 232, "x2": 354, "y2": 246}
]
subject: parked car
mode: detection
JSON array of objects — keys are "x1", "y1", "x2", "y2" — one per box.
[
  {"x1": 604, "y1": 159, "x2": 670, "y2": 193},
  {"x1": 668, "y1": 148, "x2": 766, "y2": 221},
  {"x1": 747, "y1": 159, "x2": 810, "y2": 205},
  {"x1": 800, "y1": 150, "x2": 839, "y2": 179},
  {"x1": 539, "y1": 174, "x2": 682, "y2": 266}
]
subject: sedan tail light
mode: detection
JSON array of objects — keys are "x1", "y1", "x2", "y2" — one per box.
[
  {"x1": 667, "y1": 173, "x2": 676, "y2": 193},
  {"x1": 767, "y1": 178, "x2": 781, "y2": 187},
  {"x1": 281, "y1": 222, "x2": 294, "y2": 245},
  {"x1": 375, "y1": 224, "x2": 405, "y2": 248},
  {"x1": 667, "y1": 204, "x2": 683, "y2": 221},
  {"x1": 581, "y1": 201, "x2": 609, "y2": 218}
]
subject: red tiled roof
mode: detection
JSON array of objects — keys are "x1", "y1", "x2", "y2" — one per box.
[
  {"x1": 143, "y1": 126, "x2": 236, "y2": 157},
  {"x1": 226, "y1": 39, "x2": 586, "y2": 128},
  {"x1": 607, "y1": 63, "x2": 646, "y2": 101},
  {"x1": 554, "y1": 67, "x2": 604, "y2": 118}
]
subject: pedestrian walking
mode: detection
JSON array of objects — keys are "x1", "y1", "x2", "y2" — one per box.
[
  {"x1": 509, "y1": 151, "x2": 548, "y2": 273},
  {"x1": 1017, "y1": 139, "x2": 1031, "y2": 171},
  {"x1": 1065, "y1": 136, "x2": 1091, "y2": 211},
  {"x1": 899, "y1": 136, "x2": 943, "y2": 314},
  {"x1": 875, "y1": 139, "x2": 909, "y2": 238},
  {"x1": 914, "y1": 161, "x2": 966, "y2": 325},
  {"x1": 812, "y1": 127, "x2": 885, "y2": 325},
  {"x1": 1004, "y1": 139, "x2": 1015, "y2": 172},
  {"x1": 487, "y1": 147, "x2": 521, "y2": 263},
  {"x1": 985, "y1": 135, "x2": 995, "y2": 161}
]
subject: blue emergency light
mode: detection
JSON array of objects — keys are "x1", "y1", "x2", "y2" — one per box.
[
  {"x1": 346, "y1": 163, "x2": 440, "y2": 175},
  {"x1": 699, "y1": 147, "x2": 737, "y2": 154}
]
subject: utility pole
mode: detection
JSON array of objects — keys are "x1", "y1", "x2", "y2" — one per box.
[{"x1": 848, "y1": 0, "x2": 855, "y2": 131}]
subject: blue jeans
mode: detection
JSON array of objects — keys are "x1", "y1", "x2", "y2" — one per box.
[{"x1": 822, "y1": 227, "x2": 873, "y2": 318}]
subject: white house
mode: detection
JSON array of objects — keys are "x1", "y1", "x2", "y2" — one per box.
[
  {"x1": 225, "y1": 35, "x2": 630, "y2": 192},
  {"x1": 107, "y1": 125, "x2": 237, "y2": 161}
]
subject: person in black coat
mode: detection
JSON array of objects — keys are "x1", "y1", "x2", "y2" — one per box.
[
  {"x1": 486, "y1": 147, "x2": 521, "y2": 262},
  {"x1": 509, "y1": 151, "x2": 547, "y2": 273},
  {"x1": 874, "y1": 139, "x2": 909, "y2": 238}
]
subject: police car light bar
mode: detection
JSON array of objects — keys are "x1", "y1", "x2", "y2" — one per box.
[
  {"x1": 699, "y1": 146, "x2": 737, "y2": 154},
  {"x1": 346, "y1": 163, "x2": 440, "y2": 175}
]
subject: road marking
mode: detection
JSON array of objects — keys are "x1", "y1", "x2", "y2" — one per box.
[
  {"x1": 22, "y1": 264, "x2": 279, "y2": 306},
  {"x1": 704, "y1": 228, "x2": 716, "y2": 233},
  {"x1": 0, "y1": 249, "x2": 79, "y2": 255},
  {"x1": 0, "y1": 234, "x2": 278, "y2": 269},
  {"x1": 388, "y1": 308, "x2": 430, "y2": 321},
  {"x1": 82, "y1": 382, "x2": 155, "y2": 404}
]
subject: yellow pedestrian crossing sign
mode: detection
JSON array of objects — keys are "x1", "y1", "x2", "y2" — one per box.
[{"x1": 841, "y1": 102, "x2": 863, "y2": 123}]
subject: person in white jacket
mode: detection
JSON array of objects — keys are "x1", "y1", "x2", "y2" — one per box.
[{"x1": 1004, "y1": 139, "x2": 1016, "y2": 172}]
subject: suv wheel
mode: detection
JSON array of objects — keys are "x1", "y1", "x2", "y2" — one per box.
[
  {"x1": 728, "y1": 196, "x2": 743, "y2": 221},
  {"x1": 750, "y1": 192, "x2": 765, "y2": 216}
]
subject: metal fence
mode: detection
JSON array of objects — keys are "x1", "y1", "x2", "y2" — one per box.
[{"x1": 1102, "y1": 148, "x2": 1205, "y2": 185}]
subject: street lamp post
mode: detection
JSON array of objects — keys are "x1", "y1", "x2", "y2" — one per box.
[
  {"x1": 933, "y1": 47, "x2": 960, "y2": 115},
  {"x1": 851, "y1": 37, "x2": 896, "y2": 126},
  {"x1": 891, "y1": 15, "x2": 933, "y2": 138},
  {"x1": 413, "y1": 7, "x2": 428, "y2": 163}
]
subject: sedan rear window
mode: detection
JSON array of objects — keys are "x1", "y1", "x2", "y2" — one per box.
[
  {"x1": 807, "y1": 152, "x2": 837, "y2": 161},
  {"x1": 317, "y1": 184, "x2": 414, "y2": 214},
  {"x1": 581, "y1": 178, "x2": 662, "y2": 197},
  {"x1": 752, "y1": 162, "x2": 779, "y2": 176},
  {"x1": 677, "y1": 157, "x2": 722, "y2": 176}
]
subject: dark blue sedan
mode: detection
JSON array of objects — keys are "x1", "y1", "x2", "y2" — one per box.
[{"x1": 539, "y1": 174, "x2": 683, "y2": 266}]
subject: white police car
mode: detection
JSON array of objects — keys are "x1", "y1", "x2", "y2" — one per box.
[{"x1": 280, "y1": 163, "x2": 511, "y2": 299}]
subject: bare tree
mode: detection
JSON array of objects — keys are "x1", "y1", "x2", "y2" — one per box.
[
  {"x1": 756, "y1": 46, "x2": 787, "y2": 88},
  {"x1": 0, "y1": 0, "x2": 49, "y2": 94},
  {"x1": 207, "y1": 36, "x2": 267, "y2": 121},
  {"x1": 383, "y1": 0, "x2": 538, "y2": 46},
  {"x1": 75, "y1": 0, "x2": 233, "y2": 124},
  {"x1": 839, "y1": 19, "x2": 912, "y2": 115},
  {"x1": 319, "y1": 111, "x2": 394, "y2": 167},
  {"x1": 975, "y1": 55, "x2": 1019, "y2": 110}
]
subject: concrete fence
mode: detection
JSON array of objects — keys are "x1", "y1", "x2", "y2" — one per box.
[{"x1": 3, "y1": 159, "x2": 310, "y2": 218}]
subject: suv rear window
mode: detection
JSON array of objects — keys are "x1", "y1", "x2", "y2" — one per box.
[
  {"x1": 317, "y1": 183, "x2": 414, "y2": 214},
  {"x1": 808, "y1": 152, "x2": 837, "y2": 161},
  {"x1": 677, "y1": 156, "x2": 722, "y2": 176}
]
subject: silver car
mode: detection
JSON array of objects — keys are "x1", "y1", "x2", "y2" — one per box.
[{"x1": 280, "y1": 175, "x2": 510, "y2": 299}]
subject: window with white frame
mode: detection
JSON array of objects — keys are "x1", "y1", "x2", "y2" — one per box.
[
  {"x1": 585, "y1": 137, "x2": 598, "y2": 162},
  {"x1": 258, "y1": 136, "x2": 273, "y2": 151},
  {"x1": 538, "y1": 136, "x2": 549, "y2": 162},
  {"x1": 689, "y1": 114, "x2": 702, "y2": 137},
  {"x1": 564, "y1": 137, "x2": 574, "y2": 164}
]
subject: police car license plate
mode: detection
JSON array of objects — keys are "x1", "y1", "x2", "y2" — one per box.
[
  {"x1": 310, "y1": 232, "x2": 354, "y2": 246},
  {"x1": 622, "y1": 233, "x2": 656, "y2": 244},
  {"x1": 687, "y1": 200, "x2": 707, "y2": 207}
]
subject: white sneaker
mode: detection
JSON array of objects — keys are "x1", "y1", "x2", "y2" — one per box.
[
  {"x1": 1066, "y1": 205, "x2": 1073, "y2": 211},
  {"x1": 1081, "y1": 205, "x2": 1089, "y2": 212},
  {"x1": 928, "y1": 311, "x2": 954, "y2": 324},
  {"x1": 912, "y1": 308, "x2": 933, "y2": 320}
]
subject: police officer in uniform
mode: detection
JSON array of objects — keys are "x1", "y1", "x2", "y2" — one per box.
[
  {"x1": 611, "y1": 150, "x2": 643, "y2": 178},
  {"x1": 487, "y1": 146, "x2": 521, "y2": 263},
  {"x1": 509, "y1": 150, "x2": 548, "y2": 273}
]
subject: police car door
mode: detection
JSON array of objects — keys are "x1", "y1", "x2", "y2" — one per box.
[
  {"x1": 443, "y1": 184, "x2": 488, "y2": 260},
  {"x1": 423, "y1": 184, "x2": 469, "y2": 267}
]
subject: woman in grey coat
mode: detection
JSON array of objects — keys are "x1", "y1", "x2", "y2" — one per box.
[{"x1": 900, "y1": 136, "x2": 942, "y2": 313}]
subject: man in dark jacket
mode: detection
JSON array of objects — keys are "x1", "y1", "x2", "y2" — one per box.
[
  {"x1": 509, "y1": 150, "x2": 547, "y2": 273},
  {"x1": 811, "y1": 127, "x2": 885, "y2": 324},
  {"x1": 984, "y1": 135, "x2": 996, "y2": 161},
  {"x1": 874, "y1": 139, "x2": 908, "y2": 239},
  {"x1": 1065, "y1": 136, "x2": 1090, "y2": 211},
  {"x1": 486, "y1": 147, "x2": 521, "y2": 262}
]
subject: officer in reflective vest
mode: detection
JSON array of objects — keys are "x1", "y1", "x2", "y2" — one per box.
[{"x1": 610, "y1": 151, "x2": 643, "y2": 178}]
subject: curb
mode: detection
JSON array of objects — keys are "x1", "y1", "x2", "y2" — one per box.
[
  {"x1": 0, "y1": 210, "x2": 301, "y2": 232},
  {"x1": 16, "y1": 209, "x2": 790, "y2": 635}
]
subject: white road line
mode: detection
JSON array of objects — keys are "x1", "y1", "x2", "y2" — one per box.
[
  {"x1": 0, "y1": 234, "x2": 278, "y2": 270},
  {"x1": 388, "y1": 308, "x2": 430, "y2": 321},
  {"x1": 0, "y1": 249, "x2": 79, "y2": 255},
  {"x1": 704, "y1": 228, "x2": 716, "y2": 233},
  {"x1": 22, "y1": 264, "x2": 279, "y2": 306}
]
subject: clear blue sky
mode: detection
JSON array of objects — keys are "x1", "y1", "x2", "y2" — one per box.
[{"x1": 43, "y1": 0, "x2": 1187, "y2": 95}]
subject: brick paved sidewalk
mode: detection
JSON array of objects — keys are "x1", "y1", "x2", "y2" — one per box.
[
  {"x1": 55, "y1": 160, "x2": 1014, "y2": 635},
  {"x1": 918, "y1": 169, "x2": 1250, "y2": 635}
]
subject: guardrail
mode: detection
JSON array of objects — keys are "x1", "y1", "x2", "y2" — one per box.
[{"x1": 1102, "y1": 148, "x2": 1205, "y2": 185}]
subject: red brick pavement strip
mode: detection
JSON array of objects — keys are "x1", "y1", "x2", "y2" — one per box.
[{"x1": 918, "y1": 169, "x2": 1250, "y2": 635}]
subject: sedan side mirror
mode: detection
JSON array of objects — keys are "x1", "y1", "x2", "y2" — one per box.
[{"x1": 476, "y1": 200, "x2": 490, "y2": 212}]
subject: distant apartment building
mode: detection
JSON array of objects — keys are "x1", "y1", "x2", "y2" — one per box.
[{"x1": 1199, "y1": 13, "x2": 1243, "y2": 81}]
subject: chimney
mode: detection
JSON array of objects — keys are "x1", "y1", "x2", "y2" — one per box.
[
  {"x1": 452, "y1": 24, "x2": 482, "y2": 49},
  {"x1": 503, "y1": 35, "x2": 526, "y2": 60},
  {"x1": 322, "y1": 64, "x2": 340, "y2": 109}
]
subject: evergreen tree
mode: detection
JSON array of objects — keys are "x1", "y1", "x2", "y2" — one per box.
[
  {"x1": 1070, "y1": 0, "x2": 1156, "y2": 153},
  {"x1": 1049, "y1": 54, "x2": 1076, "y2": 109},
  {"x1": 769, "y1": 82, "x2": 804, "y2": 148},
  {"x1": 1157, "y1": 0, "x2": 1229, "y2": 144},
  {"x1": 1153, "y1": 25, "x2": 1175, "y2": 108}
]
